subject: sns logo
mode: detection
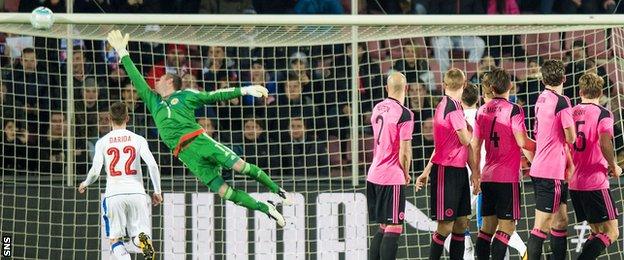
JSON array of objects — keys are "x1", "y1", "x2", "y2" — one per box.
[{"x1": 2, "y1": 235, "x2": 11, "y2": 257}]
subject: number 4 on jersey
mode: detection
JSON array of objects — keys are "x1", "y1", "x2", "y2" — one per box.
[{"x1": 489, "y1": 116, "x2": 500, "y2": 148}]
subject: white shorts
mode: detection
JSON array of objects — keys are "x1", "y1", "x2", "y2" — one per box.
[{"x1": 102, "y1": 193, "x2": 151, "y2": 239}]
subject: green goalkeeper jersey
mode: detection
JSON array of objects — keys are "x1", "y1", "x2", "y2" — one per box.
[{"x1": 121, "y1": 56, "x2": 241, "y2": 155}]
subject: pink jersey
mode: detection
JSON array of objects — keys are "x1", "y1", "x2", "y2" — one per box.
[
  {"x1": 529, "y1": 89, "x2": 575, "y2": 180},
  {"x1": 432, "y1": 96, "x2": 468, "y2": 168},
  {"x1": 569, "y1": 103, "x2": 614, "y2": 190},
  {"x1": 475, "y1": 98, "x2": 527, "y2": 183},
  {"x1": 367, "y1": 98, "x2": 415, "y2": 185}
]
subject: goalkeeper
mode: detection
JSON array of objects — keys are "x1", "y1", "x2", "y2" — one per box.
[{"x1": 107, "y1": 30, "x2": 289, "y2": 227}]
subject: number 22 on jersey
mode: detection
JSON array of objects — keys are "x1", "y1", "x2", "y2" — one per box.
[{"x1": 107, "y1": 146, "x2": 137, "y2": 176}]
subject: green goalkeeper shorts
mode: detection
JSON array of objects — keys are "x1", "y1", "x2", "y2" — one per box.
[{"x1": 177, "y1": 133, "x2": 240, "y2": 191}]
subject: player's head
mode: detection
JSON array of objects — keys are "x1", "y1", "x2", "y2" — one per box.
[
  {"x1": 156, "y1": 73, "x2": 182, "y2": 96},
  {"x1": 489, "y1": 67, "x2": 512, "y2": 95},
  {"x1": 289, "y1": 118, "x2": 306, "y2": 141},
  {"x1": 578, "y1": 72, "x2": 604, "y2": 100},
  {"x1": 461, "y1": 82, "x2": 479, "y2": 108},
  {"x1": 386, "y1": 71, "x2": 407, "y2": 98},
  {"x1": 540, "y1": 59, "x2": 565, "y2": 87},
  {"x1": 109, "y1": 102, "x2": 129, "y2": 127},
  {"x1": 443, "y1": 68, "x2": 466, "y2": 92}
]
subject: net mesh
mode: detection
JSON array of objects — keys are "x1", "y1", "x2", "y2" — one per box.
[{"x1": 0, "y1": 22, "x2": 623, "y2": 260}]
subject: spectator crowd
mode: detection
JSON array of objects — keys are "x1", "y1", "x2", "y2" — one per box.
[{"x1": 1, "y1": 0, "x2": 623, "y2": 179}]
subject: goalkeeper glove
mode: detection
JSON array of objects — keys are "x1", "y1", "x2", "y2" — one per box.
[
  {"x1": 241, "y1": 85, "x2": 269, "y2": 98},
  {"x1": 106, "y1": 30, "x2": 130, "y2": 58}
]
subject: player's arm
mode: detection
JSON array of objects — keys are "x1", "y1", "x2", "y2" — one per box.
[
  {"x1": 139, "y1": 138, "x2": 163, "y2": 205},
  {"x1": 565, "y1": 147, "x2": 575, "y2": 181},
  {"x1": 449, "y1": 110, "x2": 472, "y2": 146},
  {"x1": 599, "y1": 133, "x2": 621, "y2": 177},
  {"x1": 468, "y1": 117, "x2": 481, "y2": 194},
  {"x1": 398, "y1": 114, "x2": 414, "y2": 184},
  {"x1": 415, "y1": 150, "x2": 435, "y2": 191},
  {"x1": 107, "y1": 30, "x2": 160, "y2": 110},
  {"x1": 399, "y1": 140, "x2": 412, "y2": 183},
  {"x1": 186, "y1": 85, "x2": 268, "y2": 108},
  {"x1": 78, "y1": 140, "x2": 104, "y2": 193},
  {"x1": 598, "y1": 115, "x2": 621, "y2": 177},
  {"x1": 559, "y1": 106, "x2": 576, "y2": 144}
]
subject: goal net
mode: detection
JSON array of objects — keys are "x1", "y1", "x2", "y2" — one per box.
[{"x1": 0, "y1": 14, "x2": 623, "y2": 259}]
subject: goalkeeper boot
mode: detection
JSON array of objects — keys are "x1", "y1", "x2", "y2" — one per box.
[
  {"x1": 266, "y1": 200, "x2": 286, "y2": 227},
  {"x1": 138, "y1": 232, "x2": 155, "y2": 260},
  {"x1": 277, "y1": 188, "x2": 292, "y2": 205}
]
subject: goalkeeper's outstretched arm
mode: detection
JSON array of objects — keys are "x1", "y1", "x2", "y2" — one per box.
[
  {"x1": 186, "y1": 85, "x2": 269, "y2": 108},
  {"x1": 107, "y1": 30, "x2": 160, "y2": 111}
]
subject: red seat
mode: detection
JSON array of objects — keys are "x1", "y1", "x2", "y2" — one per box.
[
  {"x1": 613, "y1": 28, "x2": 624, "y2": 59},
  {"x1": 450, "y1": 60, "x2": 478, "y2": 80},
  {"x1": 605, "y1": 62, "x2": 622, "y2": 85},
  {"x1": 501, "y1": 60, "x2": 529, "y2": 80},
  {"x1": 564, "y1": 29, "x2": 610, "y2": 59},
  {"x1": 428, "y1": 60, "x2": 444, "y2": 90},
  {"x1": 387, "y1": 38, "x2": 428, "y2": 60},
  {"x1": 521, "y1": 33, "x2": 564, "y2": 59},
  {"x1": 366, "y1": 41, "x2": 386, "y2": 61}
]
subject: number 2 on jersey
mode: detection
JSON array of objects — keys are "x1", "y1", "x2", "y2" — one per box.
[
  {"x1": 375, "y1": 115, "x2": 384, "y2": 145},
  {"x1": 489, "y1": 116, "x2": 500, "y2": 148},
  {"x1": 107, "y1": 146, "x2": 137, "y2": 176}
]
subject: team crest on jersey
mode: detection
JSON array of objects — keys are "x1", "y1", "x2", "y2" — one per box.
[{"x1": 171, "y1": 98, "x2": 179, "y2": 105}]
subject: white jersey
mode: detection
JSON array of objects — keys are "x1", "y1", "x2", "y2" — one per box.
[
  {"x1": 464, "y1": 108, "x2": 486, "y2": 169},
  {"x1": 82, "y1": 129, "x2": 161, "y2": 197}
]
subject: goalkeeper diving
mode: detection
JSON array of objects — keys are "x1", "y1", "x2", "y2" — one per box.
[{"x1": 107, "y1": 30, "x2": 289, "y2": 226}]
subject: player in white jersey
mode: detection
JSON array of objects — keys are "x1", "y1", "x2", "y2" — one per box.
[{"x1": 78, "y1": 102, "x2": 162, "y2": 260}]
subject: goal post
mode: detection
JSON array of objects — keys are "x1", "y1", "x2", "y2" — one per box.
[{"x1": 0, "y1": 14, "x2": 623, "y2": 259}]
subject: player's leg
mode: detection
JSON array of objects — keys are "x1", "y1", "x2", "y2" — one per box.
[
  {"x1": 448, "y1": 166, "x2": 472, "y2": 260},
  {"x1": 449, "y1": 216, "x2": 469, "y2": 260},
  {"x1": 367, "y1": 182, "x2": 384, "y2": 260},
  {"x1": 212, "y1": 177, "x2": 285, "y2": 226},
  {"x1": 430, "y1": 221, "x2": 454, "y2": 260},
  {"x1": 476, "y1": 183, "x2": 496, "y2": 260},
  {"x1": 178, "y1": 149, "x2": 286, "y2": 226},
  {"x1": 231, "y1": 158, "x2": 289, "y2": 201},
  {"x1": 490, "y1": 183, "x2": 520, "y2": 260},
  {"x1": 491, "y1": 220, "x2": 515, "y2": 260},
  {"x1": 577, "y1": 189, "x2": 620, "y2": 259},
  {"x1": 377, "y1": 185, "x2": 406, "y2": 260},
  {"x1": 104, "y1": 197, "x2": 131, "y2": 260},
  {"x1": 197, "y1": 133, "x2": 287, "y2": 201},
  {"x1": 476, "y1": 216, "x2": 496, "y2": 259},
  {"x1": 579, "y1": 220, "x2": 618, "y2": 260},
  {"x1": 428, "y1": 164, "x2": 452, "y2": 260},
  {"x1": 549, "y1": 182, "x2": 569, "y2": 260},
  {"x1": 126, "y1": 194, "x2": 155, "y2": 260},
  {"x1": 527, "y1": 177, "x2": 556, "y2": 260}
]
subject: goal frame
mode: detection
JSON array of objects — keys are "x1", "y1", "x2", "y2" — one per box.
[{"x1": 1, "y1": 13, "x2": 623, "y2": 187}]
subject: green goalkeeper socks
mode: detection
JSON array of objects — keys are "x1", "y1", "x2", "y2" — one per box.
[
  {"x1": 242, "y1": 163, "x2": 280, "y2": 193},
  {"x1": 223, "y1": 186, "x2": 269, "y2": 214}
]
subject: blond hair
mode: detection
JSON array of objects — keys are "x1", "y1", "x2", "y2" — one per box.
[{"x1": 443, "y1": 68, "x2": 466, "y2": 91}]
